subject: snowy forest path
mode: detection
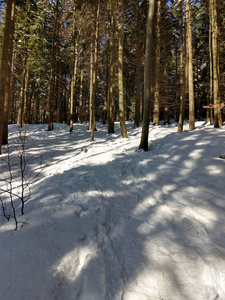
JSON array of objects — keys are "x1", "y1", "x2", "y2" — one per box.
[{"x1": 1, "y1": 122, "x2": 225, "y2": 300}]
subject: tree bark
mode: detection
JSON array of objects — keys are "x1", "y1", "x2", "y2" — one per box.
[
  {"x1": 208, "y1": 9, "x2": 213, "y2": 125},
  {"x1": 178, "y1": 1, "x2": 186, "y2": 133},
  {"x1": 108, "y1": 0, "x2": 116, "y2": 134},
  {"x1": 211, "y1": 0, "x2": 220, "y2": 127},
  {"x1": 0, "y1": 0, "x2": 16, "y2": 153},
  {"x1": 78, "y1": 67, "x2": 84, "y2": 124},
  {"x1": 153, "y1": 0, "x2": 161, "y2": 126},
  {"x1": 139, "y1": 0, "x2": 155, "y2": 151},
  {"x1": 186, "y1": 0, "x2": 195, "y2": 130},
  {"x1": 17, "y1": 56, "x2": 27, "y2": 127},
  {"x1": 70, "y1": 10, "x2": 79, "y2": 133},
  {"x1": 90, "y1": 0, "x2": 100, "y2": 141},
  {"x1": 134, "y1": 1, "x2": 141, "y2": 128},
  {"x1": 118, "y1": 0, "x2": 128, "y2": 138},
  {"x1": 22, "y1": 70, "x2": 29, "y2": 124}
]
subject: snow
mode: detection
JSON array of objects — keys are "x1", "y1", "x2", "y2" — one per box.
[{"x1": 0, "y1": 121, "x2": 225, "y2": 300}]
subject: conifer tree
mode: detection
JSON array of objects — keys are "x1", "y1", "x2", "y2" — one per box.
[{"x1": 0, "y1": 0, "x2": 16, "y2": 154}]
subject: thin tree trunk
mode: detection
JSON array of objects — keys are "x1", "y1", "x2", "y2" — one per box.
[
  {"x1": 47, "y1": 48, "x2": 54, "y2": 131},
  {"x1": 56, "y1": 61, "x2": 62, "y2": 123},
  {"x1": 186, "y1": 0, "x2": 195, "y2": 130},
  {"x1": 22, "y1": 70, "x2": 29, "y2": 124},
  {"x1": 211, "y1": 0, "x2": 219, "y2": 127},
  {"x1": 134, "y1": 1, "x2": 141, "y2": 128},
  {"x1": 78, "y1": 67, "x2": 84, "y2": 123},
  {"x1": 47, "y1": 0, "x2": 59, "y2": 131},
  {"x1": 153, "y1": 0, "x2": 161, "y2": 125},
  {"x1": 90, "y1": 0, "x2": 100, "y2": 141},
  {"x1": 0, "y1": 0, "x2": 16, "y2": 152},
  {"x1": 103, "y1": 37, "x2": 109, "y2": 125},
  {"x1": 139, "y1": 0, "x2": 155, "y2": 151},
  {"x1": 178, "y1": 1, "x2": 186, "y2": 133},
  {"x1": 196, "y1": 55, "x2": 200, "y2": 121},
  {"x1": 17, "y1": 58, "x2": 27, "y2": 127},
  {"x1": 208, "y1": 6, "x2": 213, "y2": 124},
  {"x1": 10, "y1": 75, "x2": 16, "y2": 123},
  {"x1": 70, "y1": 6, "x2": 79, "y2": 133},
  {"x1": 89, "y1": 38, "x2": 94, "y2": 129},
  {"x1": 163, "y1": 60, "x2": 170, "y2": 125},
  {"x1": 118, "y1": 0, "x2": 128, "y2": 138},
  {"x1": 108, "y1": 0, "x2": 116, "y2": 134}
]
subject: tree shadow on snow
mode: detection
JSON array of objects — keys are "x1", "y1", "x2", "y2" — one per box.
[{"x1": 1, "y1": 123, "x2": 225, "y2": 299}]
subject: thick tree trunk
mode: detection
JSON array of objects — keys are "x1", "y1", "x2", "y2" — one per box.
[
  {"x1": 186, "y1": 0, "x2": 195, "y2": 130},
  {"x1": 118, "y1": 0, "x2": 128, "y2": 138},
  {"x1": 0, "y1": 0, "x2": 16, "y2": 152},
  {"x1": 139, "y1": 0, "x2": 155, "y2": 151}
]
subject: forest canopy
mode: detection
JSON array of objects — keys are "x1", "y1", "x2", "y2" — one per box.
[{"x1": 0, "y1": 0, "x2": 225, "y2": 153}]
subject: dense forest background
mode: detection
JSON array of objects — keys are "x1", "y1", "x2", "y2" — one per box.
[{"x1": 0, "y1": 0, "x2": 225, "y2": 152}]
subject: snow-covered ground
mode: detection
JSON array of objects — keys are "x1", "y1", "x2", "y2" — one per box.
[{"x1": 0, "y1": 121, "x2": 225, "y2": 300}]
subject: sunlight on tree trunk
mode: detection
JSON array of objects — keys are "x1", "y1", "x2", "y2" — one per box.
[{"x1": 186, "y1": 0, "x2": 195, "y2": 130}]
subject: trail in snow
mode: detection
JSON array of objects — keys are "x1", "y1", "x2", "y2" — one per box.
[{"x1": 0, "y1": 121, "x2": 225, "y2": 300}]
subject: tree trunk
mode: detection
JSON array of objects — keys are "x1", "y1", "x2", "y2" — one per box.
[
  {"x1": 196, "y1": 54, "x2": 200, "y2": 121},
  {"x1": 78, "y1": 67, "x2": 84, "y2": 124},
  {"x1": 108, "y1": 0, "x2": 116, "y2": 134},
  {"x1": 90, "y1": 0, "x2": 100, "y2": 141},
  {"x1": 134, "y1": 1, "x2": 141, "y2": 128},
  {"x1": 103, "y1": 37, "x2": 109, "y2": 125},
  {"x1": 56, "y1": 61, "x2": 63, "y2": 123},
  {"x1": 0, "y1": 0, "x2": 16, "y2": 152},
  {"x1": 22, "y1": 70, "x2": 29, "y2": 124},
  {"x1": 139, "y1": 0, "x2": 155, "y2": 151},
  {"x1": 17, "y1": 57, "x2": 27, "y2": 127},
  {"x1": 153, "y1": 0, "x2": 161, "y2": 126},
  {"x1": 47, "y1": 0, "x2": 60, "y2": 131},
  {"x1": 89, "y1": 38, "x2": 94, "y2": 129},
  {"x1": 47, "y1": 48, "x2": 54, "y2": 131},
  {"x1": 208, "y1": 11, "x2": 213, "y2": 125},
  {"x1": 70, "y1": 7, "x2": 79, "y2": 133},
  {"x1": 118, "y1": 0, "x2": 128, "y2": 138},
  {"x1": 186, "y1": 0, "x2": 195, "y2": 130},
  {"x1": 211, "y1": 0, "x2": 220, "y2": 127},
  {"x1": 163, "y1": 60, "x2": 170, "y2": 125},
  {"x1": 178, "y1": 1, "x2": 186, "y2": 133}
]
